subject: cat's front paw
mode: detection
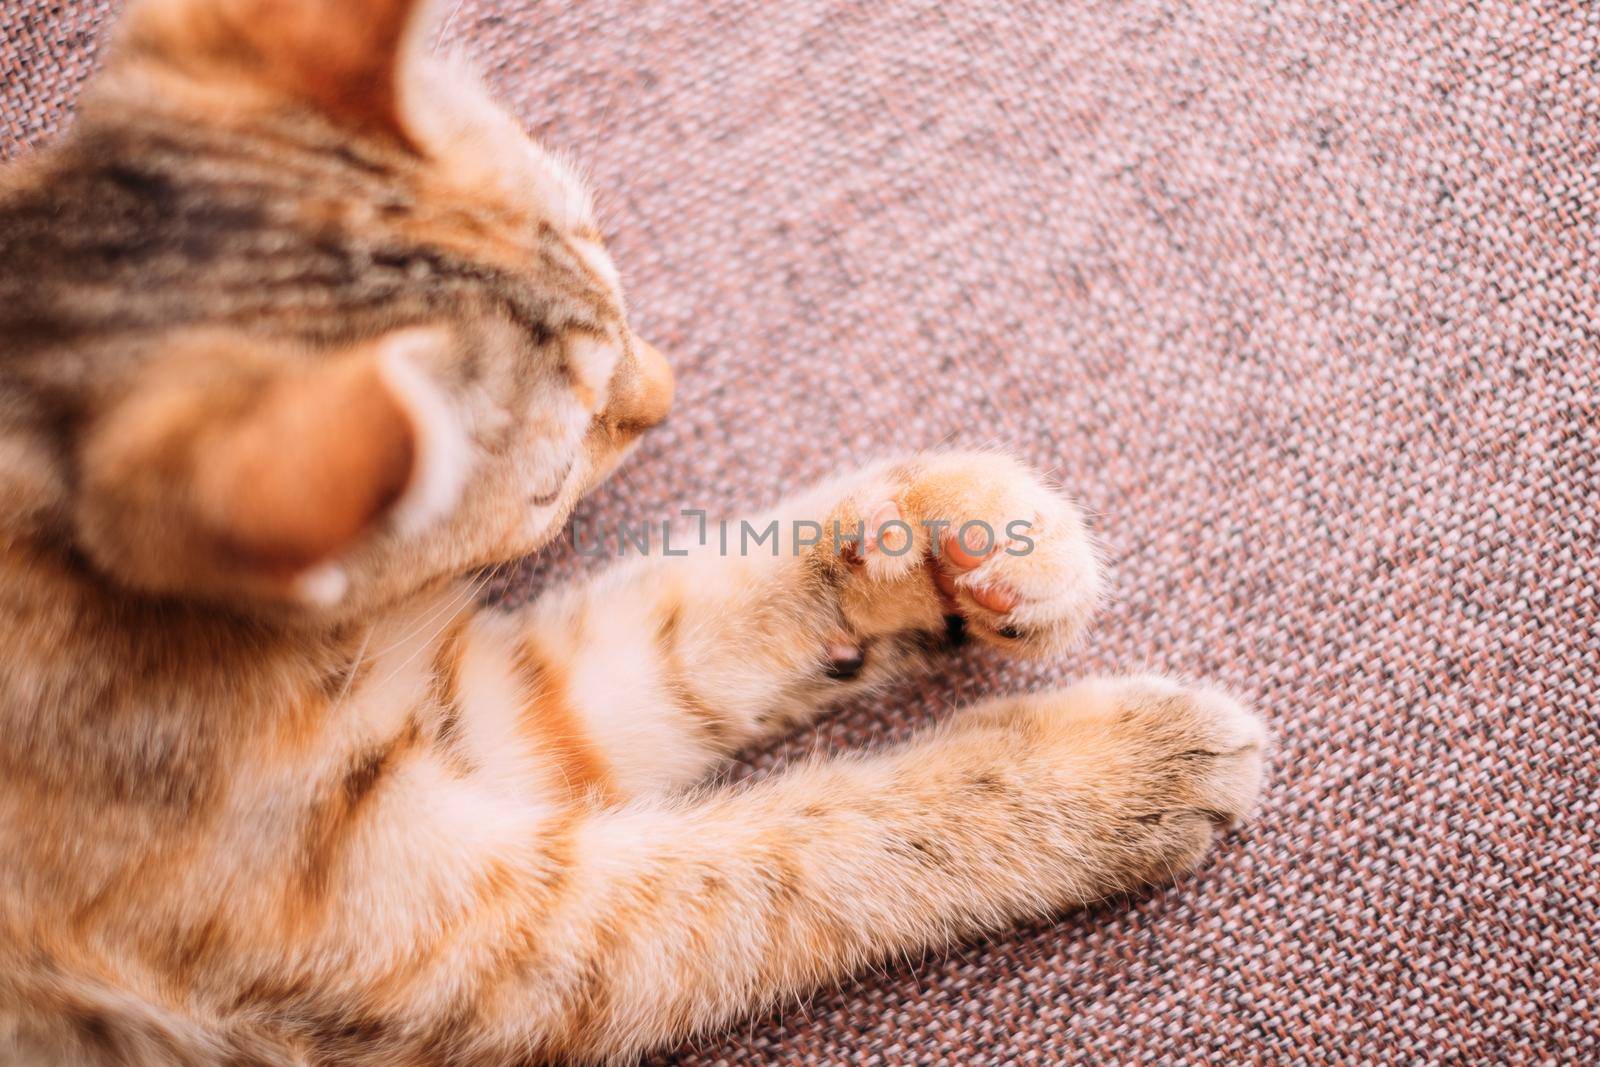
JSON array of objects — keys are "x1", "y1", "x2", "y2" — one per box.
[{"x1": 843, "y1": 451, "x2": 1102, "y2": 655}]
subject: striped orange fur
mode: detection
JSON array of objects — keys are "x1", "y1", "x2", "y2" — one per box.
[{"x1": 0, "y1": 2, "x2": 1266, "y2": 1064}]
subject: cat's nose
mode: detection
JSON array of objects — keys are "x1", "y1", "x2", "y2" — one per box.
[{"x1": 607, "y1": 335, "x2": 674, "y2": 433}]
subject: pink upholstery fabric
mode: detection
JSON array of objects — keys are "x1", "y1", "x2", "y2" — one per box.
[{"x1": 4, "y1": 1, "x2": 1596, "y2": 1061}]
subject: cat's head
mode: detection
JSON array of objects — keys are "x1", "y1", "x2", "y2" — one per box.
[{"x1": 0, "y1": 0, "x2": 672, "y2": 615}]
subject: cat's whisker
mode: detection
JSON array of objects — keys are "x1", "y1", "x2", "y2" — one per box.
[
  {"x1": 433, "y1": 0, "x2": 471, "y2": 49},
  {"x1": 364, "y1": 572, "x2": 489, "y2": 694},
  {"x1": 328, "y1": 624, "x2": 375, "y2": 711}
]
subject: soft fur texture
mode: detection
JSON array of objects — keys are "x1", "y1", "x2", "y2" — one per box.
[{"x1": 0, "y1": 2, "x2": 1266, "y2": 1063}]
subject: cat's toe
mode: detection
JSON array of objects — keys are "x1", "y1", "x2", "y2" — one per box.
[{"x1": 925, "y1": 490, "x2": 1101, "y2": 655}]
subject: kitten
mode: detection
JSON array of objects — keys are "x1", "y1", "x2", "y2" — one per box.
[{"x1": 0, "y1": 1, "x2": 1267, "y2": 1064}]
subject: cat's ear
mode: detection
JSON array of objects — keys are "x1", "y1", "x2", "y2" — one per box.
[
  {"x1": 116, "y1": 0, "x2": 439, "y2": 147},
  {"x1": 77, "y1": 328, "x2": 466, "y2": 605}
]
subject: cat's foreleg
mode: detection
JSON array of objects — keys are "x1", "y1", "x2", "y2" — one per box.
[{"x1": 506, "y1": 450, "x2": 1103, "y2": 796}]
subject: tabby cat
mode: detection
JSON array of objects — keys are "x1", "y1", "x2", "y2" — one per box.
[{"x1": 0, "y1": 1, "x2": 1268, "y2": 1063}]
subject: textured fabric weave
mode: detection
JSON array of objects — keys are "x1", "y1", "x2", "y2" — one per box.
[{"x1": 4, "y1": 1, "x2": 1596, "y2": 1062}]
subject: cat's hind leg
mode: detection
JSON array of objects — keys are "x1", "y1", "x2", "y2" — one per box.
[{"x1": 366, "y1": 676, "x2": 1267, "y2": 1066}]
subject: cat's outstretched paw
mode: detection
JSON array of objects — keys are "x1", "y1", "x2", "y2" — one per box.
[
  {"x1": 842, "y1": 451, "x2": 1102, "y2": 656},
  {"x1": 993, "y1": 675, "x2": 1269, "y2": 888}
]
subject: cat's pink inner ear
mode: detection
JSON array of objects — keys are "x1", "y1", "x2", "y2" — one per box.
[
  {"x1": 196, "y1": 348, "x2": 422, "y2": 576},
  {"x1": 119, "y1": 0, "x2": 438, "y2": 147}
]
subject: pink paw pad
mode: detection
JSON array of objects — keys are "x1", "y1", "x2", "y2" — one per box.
[{"x1": 938, "y1": 531, "x2": 1019, "y2": 613}]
